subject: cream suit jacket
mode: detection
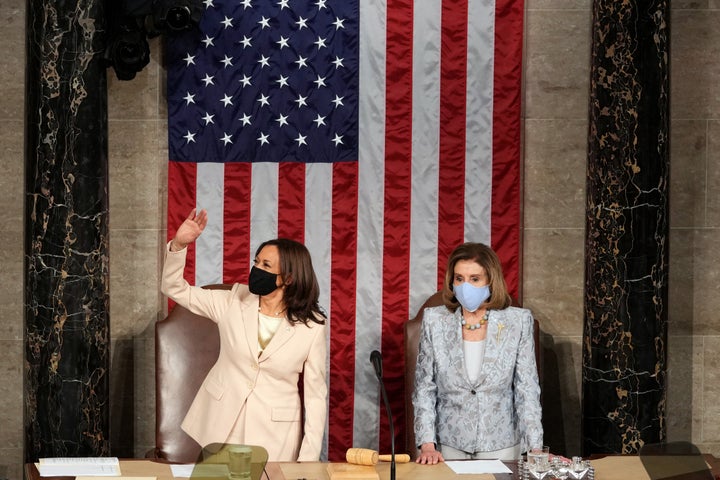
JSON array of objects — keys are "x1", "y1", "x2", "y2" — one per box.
[
  {"x1": 161, "y1": 244, "x2": 328, "y2": 461},
  {"x1": 413, "y1": 305, "x2": 542, "y2": 454}
]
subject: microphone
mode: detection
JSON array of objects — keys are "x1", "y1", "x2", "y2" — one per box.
[{"x1": 370, "y1": 350, "x2": 395, "y2": 480}]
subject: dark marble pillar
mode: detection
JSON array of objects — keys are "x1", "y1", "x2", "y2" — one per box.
[
  {"x1": 582, "y1": 1, "x2": 669, "y2": 455},
  {"x1": 24, "y1": 0, "x2": 110, "y2": 461}
]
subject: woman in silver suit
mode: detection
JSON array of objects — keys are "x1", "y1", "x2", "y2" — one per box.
[{"x1": 413, "y1": 242, "x2": 543, "y2": 464}]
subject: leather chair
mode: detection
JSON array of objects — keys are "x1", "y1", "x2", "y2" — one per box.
[
  {"x1": 148, "y1": 284, "x2": 231, "y2": 463},
  {"x1": 403, "y1": 292, "x2": 542, "y2": 458}
]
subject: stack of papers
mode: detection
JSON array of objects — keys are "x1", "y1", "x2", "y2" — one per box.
[{"x1": 36, "y1": 457, "x2": 121, "y2": 477}]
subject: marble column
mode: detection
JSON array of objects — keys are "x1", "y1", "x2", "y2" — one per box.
[
  {"x1": 582, "y1": 1, "x2": 669, "y2": 455},
  {"x1": 24, "y1": 0, "x2": 110, "y2": 461}
]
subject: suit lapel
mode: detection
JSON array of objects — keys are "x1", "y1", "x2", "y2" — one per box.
[
  {"x1": 259, "y1": 318, "x2": 295, "y2": 360},
  {"x1": 241, "y1": 295, "x2": 260, "y2": 359},
  {"x1": 448, "y1": 311, "x2": 469, "y2": 383}
]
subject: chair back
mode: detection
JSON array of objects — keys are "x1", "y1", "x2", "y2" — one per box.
[
  {"x1": 403, "y1": 292, "x2": 541, "y2": 458},
  {"x1": 151, "y1": 284, "x2": 231, "y2": 463}
]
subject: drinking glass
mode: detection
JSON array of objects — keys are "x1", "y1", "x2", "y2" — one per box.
[{"x1": 526, "y1": 446, "x2": 551, "y2": 480}]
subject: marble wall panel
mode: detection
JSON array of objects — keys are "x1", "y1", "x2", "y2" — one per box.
[
  {"x1": 109, "y1": 229, "x2": 163, "y2": 339},
  {"x1": 0, "y1": 338, "x2": 22, "y2": 478},
  {"x1": 0, "y1": 2, "x2": 25, "y2": 119},
  {"x1": 133, "y1": 333, "x2": 156, "y2": 458},
  {"x1": 1, "y1": 0, "x2": 24, "y2": 474},
  {"x1": 0, "y1": 121, "x2": 23, "y2": 226},
  {"x1": 686, "y1": 231, "x2": 720, "y2": 335},
  {"x1": 523, "y1": 8, "x2": 592, "y2": 120},
  {"x1": 665, "y1": 335, "x2": 702, "y2": 443},
  {"x1": 702, "y1": 337, "x2": 720, "y2": 442},
  {"x1": 707, "y1": 121, "x2": 720, "y2": 228},
  {"x1": 669, "y1": 120, "x2": 707, "y2": 229},
  {"x1": 670, "y1": 9, "x2": 720, "y2": 119},
  {"x1": 668, "y1": 226, "x2": 699, "y2": 336},
  {"x1": 0, "y1": 229, "x2": 23, "y2": 342},
  {"x1": 522, "y1": 228, "x2": 585, "y2": 336},
  {"x1": 0, "y1": 123, "x2": 24, "y2": 342},
  {"x1": 108, "y1": 119, "x2": 162, "y2": 230},
  {"x1": 0, "y1": 339, "x2": 23, "y2": 444},
  {"x1": 523, "y1": 119, "x2": 587, "y2": 229},
  {"x1": 526, "y1": 0, "x2": 592, "y2": 8}
]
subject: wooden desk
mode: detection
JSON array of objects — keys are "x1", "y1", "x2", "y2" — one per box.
[
  {"x1": 25, "y1": 459, "x2": 514, "y2": 480},
  {"x1": 25, "y1": 456, "x2": 720, "y2": 480}
]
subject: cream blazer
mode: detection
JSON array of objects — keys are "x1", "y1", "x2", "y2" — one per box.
[{"x1": 161, "y1": 244, "x2": 328, "y2": 461}]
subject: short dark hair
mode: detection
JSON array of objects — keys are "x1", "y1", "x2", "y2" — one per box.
[
  {"x1": 441, "y1": 242, "x2": 512, "y2": 311},
  {"x1": 255, "y1": 238, "x2": 326, "y2": 325}
]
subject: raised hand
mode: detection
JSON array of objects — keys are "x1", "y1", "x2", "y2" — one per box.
[{"x1": 171, "y1": 208, "x2": 208, "y2": 251}]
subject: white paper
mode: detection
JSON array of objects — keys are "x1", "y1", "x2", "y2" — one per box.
[
  {"x1": 169, "y1": 464, "x2": 196, "y2": 478},
  {"x1": 445, "y1": 459, "x2": 513, "y2": 474},
  {"x1": 37, "y1": 457, "x2": 121, "y2": 477}
]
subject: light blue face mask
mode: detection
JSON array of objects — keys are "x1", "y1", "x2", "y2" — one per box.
[{"x1": 453, "y1": 282, "x2": 491, "y2": 312}]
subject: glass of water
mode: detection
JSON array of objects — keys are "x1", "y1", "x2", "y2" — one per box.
[{"x1": 526, "y1": 446, "x2": 551, "y2": 479}]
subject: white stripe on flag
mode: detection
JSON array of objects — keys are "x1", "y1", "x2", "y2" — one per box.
[
  {"x1": 352, "y1": 0, "x2": 387, "y2": 450},
  {"x1": 304, "y1": 162, "x2": 333, "y2": 460},
  {"x1": 196, "y1": 162, "x2": 225, "y2": 286},
  {"x1": 409, "y1": 0, "x2": 442, "y2": 317},
  {"x1": 464, "y1": 0, "x2": 494, "y2": 244},
  {"x1": 304, "y1": 163, "x2": 334, "y2": 318},
  {"x1": 250, "y1": 162, "x2": 279, "y2": 255}
]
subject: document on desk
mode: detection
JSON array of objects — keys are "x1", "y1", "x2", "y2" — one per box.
[
  {"x1": 445, "y1": 460, "x2": 513, "y2": 474},
  {"x1": 36, "y1": 457, "x2": 121, "y2": 476}
]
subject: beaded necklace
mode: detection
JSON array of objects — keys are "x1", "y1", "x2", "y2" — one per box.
[{"x1": 461, "y1": 310, "x2": 489, "y2": 330}]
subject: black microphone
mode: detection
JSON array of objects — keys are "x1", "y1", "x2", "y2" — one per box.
[{"x1": 370, "y1": 350, "x2": 395, "y2": 480}]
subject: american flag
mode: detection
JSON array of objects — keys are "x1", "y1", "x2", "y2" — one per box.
[{"x1": 166, "y1": 0, "x2": 523, "y2": 461}]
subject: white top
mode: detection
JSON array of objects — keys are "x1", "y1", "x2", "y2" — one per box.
[
  {"x1": 258, "y1": 312, "x2": 284, "y2": 353},
  {"x1": 463, "y1": 339, "x2": 486, "y2": 384}
]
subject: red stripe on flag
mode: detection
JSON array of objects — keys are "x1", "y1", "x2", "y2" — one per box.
[
  {"x1": 328, "y1": 161, "x2": 359, "y2": 461},
  {"x1": 223, "y1": 162, "x2": 252, "y2": 283},
  {"x1": 168, "y1": 161, "x2": 198, "y2": 289},
  {"x1": 491, "y1": 0, "x2": 523, "y2": 301},
  {"x1": 381, "y1": 0, "x2": 414, "y2": 454},
  {"x1": 278, "y1": 162, "x2": 306, "y2": 242},
  {"x1": 437, "y1": 0, "x2": 469, "y2": 286}
]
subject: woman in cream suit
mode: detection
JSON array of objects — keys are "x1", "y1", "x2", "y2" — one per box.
[
  {"x1": 161, "y1": 209, "x2": 328, "y2": 462},
  {"x1": 413, "y1": 242, "x2": 543, "y2": 464}
]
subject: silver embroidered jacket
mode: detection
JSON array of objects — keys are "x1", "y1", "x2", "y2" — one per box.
[{"x1": 412, "y1": 305, "x2": 543, "y2": 453}]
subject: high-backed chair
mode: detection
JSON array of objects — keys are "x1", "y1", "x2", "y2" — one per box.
[
  {"x1": 403, "y1": 292, "x2": 542, "y2": 458},
  {"x1": 149, "y1": 284, "x2": 231, "y2": 463}
]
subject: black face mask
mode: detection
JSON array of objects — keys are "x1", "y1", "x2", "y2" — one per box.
[{"x1": 248, "y1": 266, "x2": 279, "y2": 296}]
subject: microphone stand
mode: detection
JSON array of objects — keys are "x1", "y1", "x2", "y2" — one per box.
[{"x1": 371, "y1": 351, "x2": 396, "y2": 480}]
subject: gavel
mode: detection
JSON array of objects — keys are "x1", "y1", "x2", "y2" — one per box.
[{"x1": 346, "y1": 448, "x2": 411, "y2": 465}]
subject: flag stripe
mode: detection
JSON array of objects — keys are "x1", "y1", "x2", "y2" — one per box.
[
  {"x1": 409, "y1": 0, "x2": 442, "y2": 314},
  {"x1": 437, "y1": 0, "x2": 470, "y2": 287},
  {"x1": 223, "y1": 162, "x2": 253, "y2": 283},
  {"x1": 351, "y1": 0, "x2": 387, "y2": 453},
  {"x1": 196, "y1": 162, "x2": 225, "y2": 285},
  {"x1": 250, "y1": 163, "x2": 279, "y2": 254},
  {"x1": 328, "y1": 161, "x2": 359, "y2": 459},
  {"x1": 278, "y1": 162, "x2": 306, "y2": 241},
  {"x1": 464, "y1": 0, "x2": 495, "y2": 246},
  {"x1": 379, "y1": 0, "x2": 414, "y2": 452},
  {"x1": 168, "y1": 161, "x2": 198, "y2": 287},
  {"x1": 491, "y1": 0, "x2": 523, "y2": 300}
]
